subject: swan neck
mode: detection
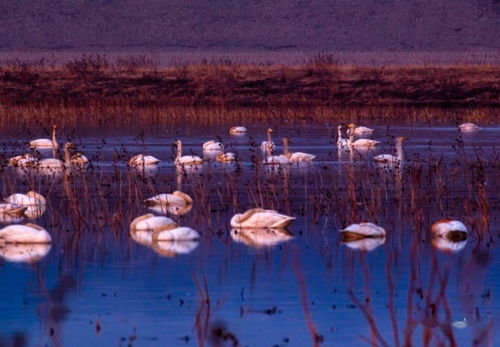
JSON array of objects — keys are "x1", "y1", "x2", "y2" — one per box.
[
  {"x1": 283, "y1": 140, "x2": 290, "y2": 156},
  {"x1": 348, "y1": 128, "x2": 354, "y2": 145},
  {"x1": 177, "y1": 142, "x2": 181, "y2": 159},
  {"x1": 396, "y1": 141, "x2": 404, "y2": 161},
  {"x1": 64, "y1": 144, "x2": 71, "y2": 166}
]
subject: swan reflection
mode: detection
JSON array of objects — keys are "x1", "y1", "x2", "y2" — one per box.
[
  {"x1": 0, "y1": 243, "x2": 51, "y2": 263},
  {"x1": 230, "y1": 228, "x2": 293, "y2": 248}
]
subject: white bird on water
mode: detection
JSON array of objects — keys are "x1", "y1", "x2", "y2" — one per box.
[
  {"x1": 203, "y1": 140, "x2": 224, "y2": 151},
  {"x1": 30, "y1": 124, "x2": 58, "y2": 149},
  {"x1": 348, "y1": 123, "x2": 374, "y2": 136},
  {"x1": 231, "y1": 208, "x2": 295, "y2": 229},
  {"x1": 373, "y1": 136, "x2": 408, "y2": 167},
  {"x1": 337, "y1": 125, "x2": 349, "y2": 149},
  {"x1": 459, "y1": 123, "x2": 479, "y2": 132},
  {"x1": 129, "y1": 154, "x2": 160, "y2": 167},
  {"x1": 175, "y1": 140, "x2": 203, "y2": 165},
  {"x1": 229, "y1": 126, "x2": 247, "y2": 135},
  {"x1": 347, "y1": 124, "x2": 379, "y2": 148},
  {"x1": 282, "y1": 137, "x2": 315, "y2": 162},
  {"x1": 0, "y1": 223, "x2": 52, "y2": 243},
  {"x1": 261, "y1": 128, "x2": 276, "y2": 154}
]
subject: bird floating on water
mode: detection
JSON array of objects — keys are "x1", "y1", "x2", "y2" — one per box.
[
  {"x1": 0, "y1": 223, "x2": 52, "y2": 243},
  {"x1": 175, "y1": 140, "x2": 203, "y2": 165},
  {"x1": 129, "y1": 154, "x2": 160, "y2": 167},
  {"x1": 282, "y1": 137, "x2": 315, "y2": 162},
  {"x1": 373, "y1": 136, "x2": 408, "y2": 167},
  {"x1": 347, "y1": 124, "x2": 379, "y2": 148},
  {"x1": 231, "y1": 208, "x2": 295, "y2": 229},
  {"x1": 203, "y1": 140, "x2": 224, "y2": 151},
  {"x1": 458, "y1": 123, "x2": 480, "y2": 132},
  {"x1": 229, "y1": 126, "x2": 247, "y2": 135},
  {"x1": 261, "y1": 128, "x2": 276, "y2": 154},
  {"x1": 30, "y1": 124, "x2": 58, "y2": 149},
  {"x1": 340, "y1": 222, "x2": 386, "y2": 239},
  {"x1": 348, "y1": 123, "x2": 374, "y2": 136}
]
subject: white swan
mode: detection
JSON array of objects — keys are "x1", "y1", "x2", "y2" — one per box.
[
  {"x1": 459, "y1": 123, "x2": 480, "y2": 132},
  {"x1": 348, "y1": 123, "x2": 374, "y2": 136},
  {"x1": 175, "y1": 140, "x2": 203, "y2": 165},
  {"x1": 203, "y1": 140, "x2": 224, "y2": 151},
  {"x1": 5, "y1": 191, "x2": 46, "y2": 219},
  {"x1": 263, "y1": 153, "x2": 289, "y2": 165},
  {"x1": 30, "y1": 124, "x2": 58, "y2": 149},
  {"x1": 37, "y1": 142, "x2": 73, "y2": 170},
  {"x1": 282, "y1": 137, "x2": 315, "y2": 162},
  {"x1": 129, "y1": 154, "x2": 160, "y2": 167},
  {"x1": 152, "y1": 226, "x2": 200, "y2": 241},
  {"x1": 374, "y1": 136, "x2": 408, "y2": 167},
  {"x1": 0, "y1": 243, "x2": 51, "y2": 263},
  {"x1": 8, "y1": 153, "x2": 38, "y2": 167},
  {"x1": 340, "y1": 222, "x2": 386, "y2": 239},
  {"x1": 431, "y1": 219, "x2": 468, "y2": 237},
  {"x1": 337, "y1": 125, "x2": 349, "y2": 149},
  {"x1": 71, "y1": 152, "x2": 89, "y2": 166},
  {"x1": 144, "y1": 191, "x2": 193, "y2": 209},
  {"x1": 230, "y1": 228, "x2": 293, "y2": 248},
  {"x1": 130, "y1": 213, "x2": 178, "y2": 232},
  {"x1": 216, "y1": 152, "x2": 236, "y2": 163},
  {"x1": 230, "y1": 126, "x2": 247, "y2": 135},
  {"x1": 347, "y1": 125, "x2": 379, "y2": 148},
  {"x1": 261, "y1": 128, "x2": 275, "y2": 154},
  {"x1": 0, "y1": 223, "x2": 51, "y2": 243},
  {"x1": 231, "y1": 208, "x2": 295, "y2": 229}
]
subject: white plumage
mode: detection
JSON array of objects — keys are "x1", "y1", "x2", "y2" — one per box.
[{"x1": 231, "y1": 208, "x2": 295, "y2": 229}]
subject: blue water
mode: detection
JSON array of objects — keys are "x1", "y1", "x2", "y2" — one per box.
[{"x1": 0, "y1": 120, "x2": 499, "y2": 346}]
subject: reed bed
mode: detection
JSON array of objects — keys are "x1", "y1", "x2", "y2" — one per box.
[{"x1": 0, "y1": 55, "x2": 499, "y2": 107}]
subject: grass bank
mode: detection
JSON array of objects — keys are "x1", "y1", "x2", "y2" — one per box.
[{"x1": 0, "y1": 55, "x2": 498, "y2": 107}]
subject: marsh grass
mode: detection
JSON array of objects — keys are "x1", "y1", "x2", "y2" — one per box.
[{"x1": 0, "y1": 55, "x2": 498, "y2": 107}]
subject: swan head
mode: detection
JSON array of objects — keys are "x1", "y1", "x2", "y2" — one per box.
[
  {"x1": 267, "y1": 128, "x2": 273, "y2": 133},
  {"x1": 337, "y1": 125, "x2": 342, "y2": 130},
  {"x1": 64, "y1": 142, "x2": 75, "y2": 150},
  {"x1": 52, "y1": 124, "x2": 57, "y2": 130},
  {"x1": 347, "y1": 123, "x2": 356, "y2": 129},
  {"x1": 397, "y1": 136, "x2": 409, "y2": 142},
  {"x1": 282, "y1": 137, "x2": 289, "y2": 144}
]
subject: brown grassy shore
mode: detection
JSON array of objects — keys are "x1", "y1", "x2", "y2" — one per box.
[{"x1": 0, "y1": 55, "x2": 498, "y2": 107}]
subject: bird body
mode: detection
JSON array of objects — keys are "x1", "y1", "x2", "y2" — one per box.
[
  {"x1": 337, "y1": 125, "x2": 349, "y2": 149},
  {"x1": 340, "y1": 222, "x2": 386, "y2": 239},
  {"x1": 144, "y1": 191, "x2": 193, "y2": 208},
  {"x1": 153, "y1": 227, "x2": 200, "y2": 241},
  {"x1": 30, "y1": 125, "x2": 58, "y2": 149},
  {"x1": 374, "y1": 137, "x2": 408, "y2": 167},
  {"x1": 8, "y1": 153, "x2": 38, "y2": 167},
  {"x1": 0, "y1": 223, "x2": 51, "y2": 243},
  {"x1": 231, "y1": 208, "x2": 295, "y2": 229},
  {"x1": 203, "y1": 140, "x2": 224, "y2": 151},
  {"x1": 459, "y1": 123, "x2": 479, "y2": 132},
  {"x1": 175, "y1": 140, "x2": 203, "y2": 165},
  {"x1": 230, "y1": 126, "x2": 247, "y2": 135},
  {"x1": 129, "y1": 154, "x2": 160, "y2": 167},
  {"x1": 130, "y1": 213, "x2": 178, "y2": 232},
  {"x1": 431, "y1": 219, "x2": 467, "y2": 237},
  {"x1": 282, "y1": 138, "x2": 315, "y2": 162},
  {"x1": 216, "y1": 152, "x2": 236, "y2": 163},
  {"x1": 5, "y1": 191, "x2": 46, "y2": 207},
  {"x1": 347, "y1": 124, "x2": 379, "y2": 148}
]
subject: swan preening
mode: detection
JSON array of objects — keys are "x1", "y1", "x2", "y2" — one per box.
[
  {"x1": 203, "y1": 140, "x2": 224, "y2": 151},
  {"x1": 144, "y1": 191, "x2": 193, "y2": 215},
  {"x1": 347, "y1": 124, "x2": 379, "y2": 148},
  {"x1": 3, "y1": 191, "x2": 46, "y2": 220},
  {"x1": 373, "y1": 136, "x2": 408, "y2": 167},
  {"x1": 261, "y1": 128, "x2": 276, "y2": 154},
  {"x1": 0, "y1": 223, "x2": 52, "y2": 243},
  {"x1": 30, "y1": 125, "x2": 58, "y2": 149},
  {"x1": 431, "y1": 219, "x2": 468, "y2": 252},
  {"x1": 340, "y1": 222, "x2": 386, "y2": 239},
  {"x1": 8, "y1": 153, "x2": 38, "y2": 167},
  {"x1": 231, "y1": 228, "x2": 293, "y2": 248},
  {"x1": 282, "y1": 138, "x2": 315, "y2": 162},
  {"x1": 216, "y1": 152, "x2": 236, "y2": 163},
  {"x1": 130, "y1": 214, "x2": 200, "y2": 257},
  {"x1": 36, "y1": 142, "x2": 74, "y2": 170},
  {"x1": 340, "y1": 223, "x2": 386, "y2": 251},
  {"x1": 230, "y1": 126, "x2": 247, "y2": 135},
  {"x1": 129, "y1": 154, "x2": 160, "y2": 167},
  {"x1": 459, "y1": 123, "x2": 480, "y2": 132},
  {"x1": 175, "y1": 140, "x2": 203, "y2": 165},
  {"x1": 231, "y1": 208, "x2": 295, "y2": 229},
  {"x1": 348, "y1": 123, "x2": 374, "y2": 136}
]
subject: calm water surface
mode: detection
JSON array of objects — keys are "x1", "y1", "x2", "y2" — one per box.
[{"x1": 0, "y1": 118, "x2": 499, "y2": 346}]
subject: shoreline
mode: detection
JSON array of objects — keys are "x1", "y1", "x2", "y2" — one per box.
[{"x1": 0, "y1": 58, "x2": 499, "y2": 107}]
